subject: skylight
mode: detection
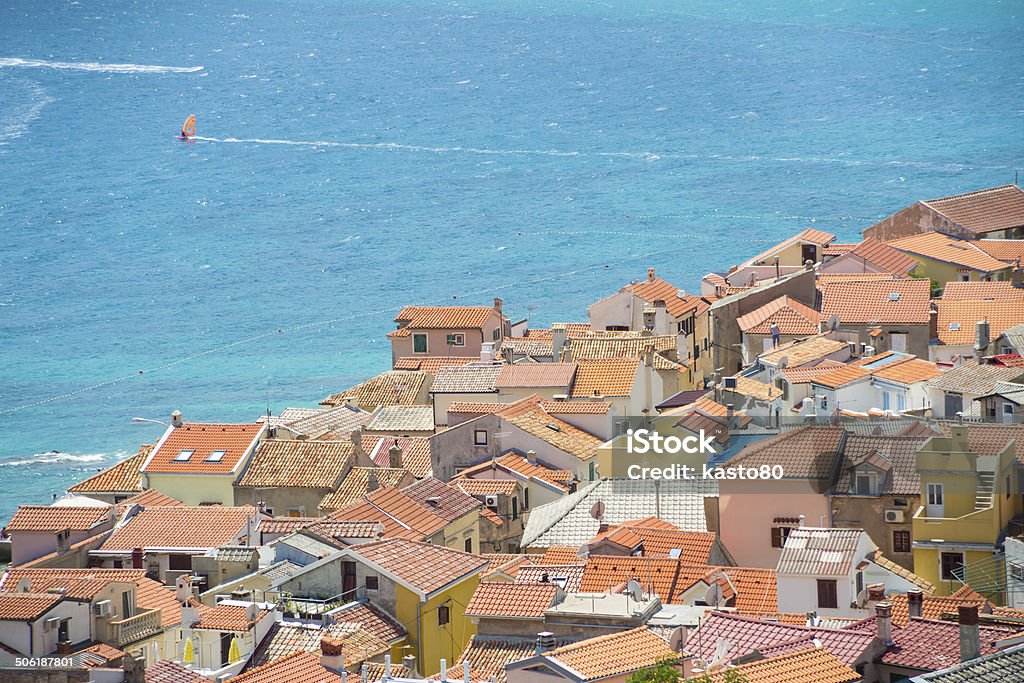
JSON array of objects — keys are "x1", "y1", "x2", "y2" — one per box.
[
  {"x1": 949, "y1": 322, "x2": 961, "y2": 331},
  {"x1": 206, "y1": 450, "x2": 227, "y2": 462},
  {"x1": 173, "y1": 449, "x2": 195, "y2": 462}
]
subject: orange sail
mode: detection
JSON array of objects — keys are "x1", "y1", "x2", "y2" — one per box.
[{"x1": 181, "y1": 115, "x2": 196, "y2": 137}]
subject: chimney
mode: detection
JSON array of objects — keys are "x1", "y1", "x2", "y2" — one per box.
[
  {"x1": 875, "y1": 601, "x2": 894, "y2": 645},
  {"x1": 597, "y1": 523, "x2": 609, "y2": 534},
  {"x1": 440, "y1": 659, "x2": 447, "y2": 682},
  {"x1": 180, "y1": 601, "x2": 198, "y2": 630},
  {"x1": 170, "y1": 410, "x2": 183, "y2": 428},
  {"x1": 798, "y1": 515, "x2": 805, "y2": 528},
  {"x1": 402, "y1": 655, "x2": 418, "y2": 677},
  {"x1": 865, "y1": 583, "x2": 886, "y2": 610},
  {"x1": 384, "y1": 654, "x2": 392, "y2": 680},
  {"x1": 367, "y1": 470, "x2": 379, "y2": 492},
  {"x1": 552, "y1": 324, "x2": 568, "y2": 357},
  {"x1": 974, "y1": 320, "x2": 990, "y2": 362},
  {"x1": 174, "y1": 574, "x2": 193, "y2": 602},
  {"x1": 389, "y1": 441, "x2": 403, "y2": 469},
  {"x1": 678, "y1": 654, "x2": 694, "y2": 679},
  {"x1": 536, "y1": 631, "x2": 556, "y2": 655},
  {"x1": 959, "y1": 605, "x2": 981, "y2": 662},
  {"x1": 320, "y1": 636, "x2": 345, "y2": 674},
  {"x1": 463, "y1": 660, "x2": 470, "y2": 683},
  {"x1": 805, "y1": 611, "x2": 817, "y2": 627},
  {"x1": 907, "y1": 588, "x2": 924, "y2": 619},
  {"x1": 131, "y1": 547, "x2": 144, "y2": 569},
  {"x1": 350, "y1": 428, "x2": 367, "y2": 462},
  {"x1": 1011, "y1": 265, "x2": 1023, "y2": 289},
  {"x1": 526, "y1": 450, "x2": 537, "y2": 465},
  {"x1": 950, "y1": 425, "x2": 969, "y2": 452},
  {"x1": 647, "y1": 268, "x2": 656, "y2": 282},
  {"x1": 494, "y1": 297, "x2": 503, "y2": 315},
  {"x1": 644, "y1": 344, "x2": 655, "y2": 367},
  {"x1": 56, "y1": 641, "x2": 72, "y2": 655},
  {"x1": 56, "y1": 530, "x2": 69, "y2": 554}
]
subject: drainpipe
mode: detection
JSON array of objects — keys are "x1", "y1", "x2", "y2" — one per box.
[{"x1": 416, "y1": 599, "x2": 424, "y2": 671}]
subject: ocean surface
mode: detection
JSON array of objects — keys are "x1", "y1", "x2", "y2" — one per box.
[{"x1": 1, "y1": 0, "x2": 1021, "y2": 521}]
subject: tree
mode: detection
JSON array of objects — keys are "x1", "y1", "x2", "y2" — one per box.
[{"x1": 626, "y1": 659, "x2": 681, "y2": 683}]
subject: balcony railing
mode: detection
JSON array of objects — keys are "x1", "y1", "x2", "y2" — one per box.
[{"x1": 105, "y1": 608, "x2": 162, "y2": 647}]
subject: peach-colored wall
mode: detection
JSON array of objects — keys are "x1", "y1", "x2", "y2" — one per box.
[{"x1": 719, "y1": 478, "x2": 831, "y2": 569}]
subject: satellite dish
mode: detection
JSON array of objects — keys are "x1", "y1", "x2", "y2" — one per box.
[
  {"x1": 589, "y1": 500, "x2": 606, "y2": 521},
  {"x1": 625, "y1": 579, "x2": 644, "y2": 602},
  {"x1": 827, "y1": 314, "x2": 840, "y2": 332},
  {"x1": 777, "y1": 355, "x2": 789, "y2": 370},
  {"x1": 668, "y1": 626, "x2": 687, "y2": 653},
  {"x1": 704, "y1": 582, "x2": 723, "y2": 607}
]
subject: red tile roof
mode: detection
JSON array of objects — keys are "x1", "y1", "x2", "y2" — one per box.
[
  {"x1": 936, "y1": 299, "x2": 1024, "y2": 345},
  {"x1": 142, "y1": 422, "x2": 263, "y2": 475},
  {"x1": 452, "y1": 451, "x2": 574, "y2": 491},
  {"x1": 703, "y1": 648, "x2": 860, "y2": 683},
  {"x1": 464, "y1": 582, "x2": 559, "y2": 618},
  {"x1": 496, "y1": 363, "x2": 577, "y2": 388},
  {"x1": 237, "y1": 439, "x2": 354, "y2": 489},
  {"x1": 625, "y1": 275, "x2": 709, "y2": 318},
  {"x1": 544, "y1": 627, "x2": 679, "y2": 681},
  {"x1": 394, "y1": 305, "x2": 496, "y2": 330},
  {"x1": 0, "y1": 592, "x2": 62, "y2": 621},
  {"x1": 736, "y1": 296, "x2": 821, "y2": 336},
  {"x1": 329, "y1": 600, "x2": 407, "y2": 643},
  {"x1": 365, "y1": 436, "x2": 432, "y2": 478},
  {"x1": 728, "y1": 426, "x2": 845, "y2": 479},
  {"x1": 974, "y1": 239, "x2": 1024, "y2": 263},
  {"x1": 881, "y1": 617, "x2": 1010, "y2": 671},
  {"x1": 941, "y1": 280, "x2": 1024, "y2": 301},
  {"x1": 845, "y1": 238, "x2": 920, "y2": 275},
  {"x1": 393, "y1": 356, "x2": 478, "y2": 373},
  {"x1": 99, "y1": 506, "x2": 256, "y2": 551},
  {"x1": 888, "y1": 232, "x2": 1010, "y2": 273},
  {"x1": 192, "y1": 604, "x2": 268, "y2": 631},
  {"x1": 5, "y1": 505, "x2": 111, "y2": 532},
  {"x1": 68, "y1": 445, "x2": 150, "y2": 494},
  {"x1": 329, "y1": 486, "x2": 448, "y2": 540},
  {"x1": 0, "y1": 568, "x2": 145, "y2": 600},
  {"x1": 922, "y1": 184, "x2": 1024, "y2": 235},
  {"x1": 346, "y1": 538, "x2": 488, "y2": 597},
  {"x1": 820, "y1": 278, "x2": 931, "y2": 325},
  {"x1": 571, "y1": 358, "x2": 641, "y2": 398},
  {"x1": 539, "y1": 400, "x2": 611, "y2": 414},
  {"x1": 230, "y1": 650, "x2": 342, "y2": 683},
  {"x1": 145, "y1": 659, "x2": 213, "y2": 683}
]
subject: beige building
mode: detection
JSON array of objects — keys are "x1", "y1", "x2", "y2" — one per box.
[{"x1": 388, "y1": 301, "x2": 507, "y2": 365}]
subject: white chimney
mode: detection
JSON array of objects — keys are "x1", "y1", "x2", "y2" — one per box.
[
  {"x1": 959, "y1": 605, "x2": 980, "y2": 662},
  {"x1": 171, "y1": 410, "x2": 183, "y2": 428},
  {"x1": 875, "y1": 602, "x2": 894, "y2": 645}
]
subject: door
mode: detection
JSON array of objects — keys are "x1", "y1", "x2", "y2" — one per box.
[
  {"x1": 220, "y1": 632, "x2": 233, "y2": 666},
  {"x1": 944, "y1": 393, "x2": 963, "y2": 417},
  {"x1": 342, "y1": 561, "x2": 357, "y2": 597},
  {"x1": 891, "y1": 333, "x2": 908, "y2": 353},
  {"x1": 926, "y1": 483, "x2": 944, "y2": 518}
]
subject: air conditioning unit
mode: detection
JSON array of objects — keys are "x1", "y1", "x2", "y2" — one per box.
[
  {"x1": 94, "y1": 600, "x2": 113, "y2": 618},
  {"x1": 863, "y1": 345, "x2": 876, "y2": 357},
  {"x1": 484, "y1": 495, "x2": 499, "y2": 509},
  {"x1": 884, "y1": 509, "x2": 904, "y2": 523},
  {"x1": 723, "y1": 377, "x2": 738, "y2": 390}
]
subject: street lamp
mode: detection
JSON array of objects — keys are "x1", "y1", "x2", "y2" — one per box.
[{"x1": 131, "y1": 417, "x2": 169, "y2": 427}]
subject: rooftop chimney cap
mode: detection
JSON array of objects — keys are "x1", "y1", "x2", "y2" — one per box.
[{"x1": 171, "y1": 410, "x2": 183, "y2": 428}]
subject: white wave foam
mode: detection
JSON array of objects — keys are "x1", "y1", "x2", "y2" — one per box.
[
  {"x1": 0, "y1": 451, "x2": 116, "y2": 467},
  {"x1": 0, "y1": 57, "x2": 203, "y2": 74},
  {"x1": 0, "y1": 80, "x2": 54, "y2": 149}
]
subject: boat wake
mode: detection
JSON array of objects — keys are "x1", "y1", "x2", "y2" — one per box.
[
  {"x1": 0, "y1": 451, "x2": 118, "y2": 467},
  {"x1": 0, "y1": 57, "x2": 203, "y2": 74}
]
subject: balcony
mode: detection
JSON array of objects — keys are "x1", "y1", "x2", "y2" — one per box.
[{"x1": 103, "y1": 609, "x2": 162, "y2": 647}]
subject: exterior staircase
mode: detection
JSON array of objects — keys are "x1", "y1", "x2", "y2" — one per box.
[{"x1": 975, "y1": 469, "x2": 996, "y2": 511}]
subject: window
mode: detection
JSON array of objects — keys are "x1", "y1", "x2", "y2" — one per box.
[
  {"x1": 927, "y1": 483, "x2": 943, "y2": 506},
  {"x1": 287, "y1": 507, "x2": 305, "y2": 518},
  {"x1": 854, "y1": 472, "x2": 877, "y2": 496},
  {"x1": 365, "y1": 576, "x2": 379, "y2": 591},
  {"x1": 897, "y1": 393, "x2": 906, "y2": 412},
  {"x1": 57, "y1": 619, "x2": 70, "y2": 643},
  {"x1": 605, "y1": 325, "x2": 630, "y2": 332},
  {"x1": 464, "y1": 538, "x2": 473, "y2": 553},
  {"x1": 941, "y1": 552, "x2": 964, "y2": 581},
  {"x1": 493, "y1": 328, "x2": 501, "y2": 341},
  {"x1": 511, "y1": 496, "x2": 519, "y2": 521},
  {"x1": 694, "y1": 345, "x2": 701, "y2": 360},
  {"x1": 473, "y1": 430, "x2": 488, "y2": 446},
  {"x1": 893, "y1": 498, "x2": 908, "y2": 507},
  {"x1": 122, "y1": 591, "x2": 133, "y2": 619},
  {"x1": 524, "y1": 488, "x2": 530, "y2": 510},
  {"x1": 168, "y1": 554, "x2": 193, "y2": 571},
  {"x1": 446, "y1": 333, "x2": 465, "y2": 347},
  {"x1": 173, "y1": 449, "x2": 195, "y2": 461},
  {"x1": 437, "y1": 604, "x2": 450, "y2": 626},
  {"x1": 770, "y1": 526, "x2": 794, "y2": 548},
  {"x1": 206, "y1": 450, "x2": 227, "y2": 462},
  {"x1": 413, "y1": 333, "x2": 428, "y2": 353},
  {"x1": 882, "y1": 392, "x2": 890, "y2": 411},
  {"x1": 816, "y1": 579, "x2": 838, "y2": 609},
  {"x1": 893, "y1": 530, "x2": 911, "y2": 553}
]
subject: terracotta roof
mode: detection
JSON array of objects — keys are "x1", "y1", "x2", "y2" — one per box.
[
  {"x1": 142, "y1": 422, "x2": 263, "y2": 475},
  {"x1": 5, "y1": 505, "x2": 111, "y2": 533},
  {"x1": 231, "y1": 650, "x2": 342, "y2": 683},
  {"x1": 498, "y1": 400, "x2": 603, "y2": 461},
  {"x1": 515, "y1": 565, "x2": 586, "y2": 592},
  {"x1": 365, "y1": 436, "x2": 433, "y2": 478},
  {"x1": 135, "y1": 577, "x2": 193, "y2": 628},
  {"x1": 571, "y1": 358, "x2": 641, "y2": 397},
  {"x1": 922, "y1": 184, "x2": 1024, "y2": 235},
  {"x1": 318, "y1": 467, "x2": 412, "y2": 514},
  {"x1": 736, "y1": 296, "x2": 821, "y2": 336},
  {"x1": 780, "y1": 360, "x2": 848, "y2": 384},
  {"x1": 117, "y1": 489, "x2": 185, "y2": 509},
  {"x1": 393, "y1": 356, "x2": 478, "y2": 373},
  {"x1": 455, "y1": 479, "x2": 519, "y2": 496},
  {"x1": 686, "y1": 611, "x2": 873, "y2": 666},
  {"x1": 237, "y1": 440, "x2": 354, "y2": 489},
  {"x1": 872, "y1": 357, "x2": 944, "y2": 385},
  {"x1": 346, "y1": 538, "x2": 489, "y2": 597},
  {"x1": 247, "y1": 620, "x2": 388, "y2": 670},
  {"x1": 941, "y1": 280, "x2": 1024, "y2": 301},
  {"x1": 728, "y1": 612, "x2": 811, "y2": 626},
  {"x1": 452, "y1": 451, "x2": 574, "y2": 491},
  {"x1": 728, "y1": 426, "x2": 845, "y2": 479},
  {"x1": 820, "y1": 278, "x2": 931, "y2": 325},
  {"x1": 543, "y1": 627, "x2": 678, "y2": 681},
  {"x1": 579, "y1": 559, "x2": 777, "y2": 612},
  {"x1": 482, "y1": 554, "x2": 535, "y2": 578},
  {"x1": 465, "y1": 582, "x2": 559, "y2": 618},
  {"x1": 937, "y1": 423, "x2": 1024, "y2": 465},
  {"x1": 565, "y1": 335, "x2": 677, "y2": 362},
  {"x1": 625, "y1": 275, "x2": 709, "y2": 318},
  {"x1": 496, "y1": 363, "x2": 577, "y2": 388},
  {"x1": 431, "y1": 364, "x2": 503, "y2": 393},
  {"x1": 743, "y1": 229, "x2": 836, "y2": 267},
  {"x1": 300, "y1": 520, "x2": 384, "y2": 543},
  {"x1": 394, "y1": 305, "x2": 496, "y2": 330},
  {"x1": 727, "y1": 376, "x2": 782, "y2": 401},
  {"x1": 586, "y1": 523, "x2": 718, "y2": 563},
  {"x1": 936, "y1": 300, "x2": 1024, "y2": 345},
  {"x1": 926, "y1": 363, "x2": 1024, "y2": 394},
  {"x1": 329, "y1": 599, "x2": 407, "y2": 643},
  {"x1": 832, "y1": 434, "x2": 928, "y2": 497},
  {"x1": 845, "y1": 238, "x2": 920, "y2": 274},
  {"x1": 273, "y1": 405, "x2": 371, "y2": 439},
  {"x1": 99, "y1": 506, "x2": 255, "y2": 551},
  {"x1": 823, "y1": 243, "x2": 858, "y2": 257},
  {"x1": 448, "y1": 401, "x2": 508, "y2": 415},
  {"x1": 0, "y1": 567, "x2": 144, "y2": 601},
  {"x1": 758, "y1": 336, "x2": 849, "y2": 368},
  {"x1": 881, "y1": 617, "x2": 1009, "y2": 670},
  {"x1": 886, "y1": 594, "x2": 988, "y2": 627},
  {"x1": 777, "y1": 528, "x2": 863, "y2": 576},
  {"x1": 145, "y1": 660, "x2": 213, "y2": 683},
  {"x1": 0, "y1": 592, "x2": 62, "y2": 621},
  {"x1": 67, "y1": 445, "x2": 149, "y2": 494},
  {"x1": 401, "y1": 477, "x2": 484, "y2": 522},
  {"x1": 888, "y1": 232, "x2": 1010, "y2": 272},
  {"x1": 807, "y1": 363, "x2": 872, "y2": 389},
  {"x1": 329, "y1": 486, "x2": 448, "y2": 540},
  {"x1": 704, "y1": 648, "x2": 860, "y2": 683},
  {"x1": 974, "y1": 240, "x2": 1024, "y2": 263},
  {"x1": 366, "y1": 405, "x2": 435, "y2": 432},
  {"x1": 454, "y1": 636, "x2": 547, "y2": 683},
  {"x1": 540, "y1": 400, "x2": 611, "y2": 414},
  {"x1": 540, "y1": 546, "x2": 585, "y2": 565},
  {"x1": 192, "y1": 603, "x2": 268, "y2": 631},
  {"x1": 321, "y1": 371, "x2": 430, "y2": 410}
]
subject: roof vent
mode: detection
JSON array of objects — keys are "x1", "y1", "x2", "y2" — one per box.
[
  {"x1": 545, "y1": 424, "x2": 561, "y2": 432},
  {"x1": 425, "y1": 496, "x2": 441, "y2": 507},
  {"x1": 888, "y1": 292, "x2": 901, "y2": 301},
  {"x1": 676, "y1": 289, "x2": 688, "y2": 299},
  {"x1": 949, "y1": 322, "x2": 961, "y2": 331}
]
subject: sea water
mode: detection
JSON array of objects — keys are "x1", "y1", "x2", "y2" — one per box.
[{"x1": 1, "y1": 0, "x2": 1021, "y2": 520}]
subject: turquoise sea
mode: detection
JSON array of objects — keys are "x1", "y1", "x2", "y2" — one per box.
[{"x1": 1, "y1": 0, "x2": 1021, "y2": 521}]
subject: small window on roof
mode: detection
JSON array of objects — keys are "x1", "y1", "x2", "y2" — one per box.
[
  {"x1": 948, "y1": 322, "x2": 961, "y2": 331},
  {"x1": 888, "y1": 292, "x2": 901, "y2": 301},
  {"x1": 206, "y1": 450, "x2": 227, "y2": 462},
  {"x1": 173, "y1": 449, "x2": 195, "y2": 461}
]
